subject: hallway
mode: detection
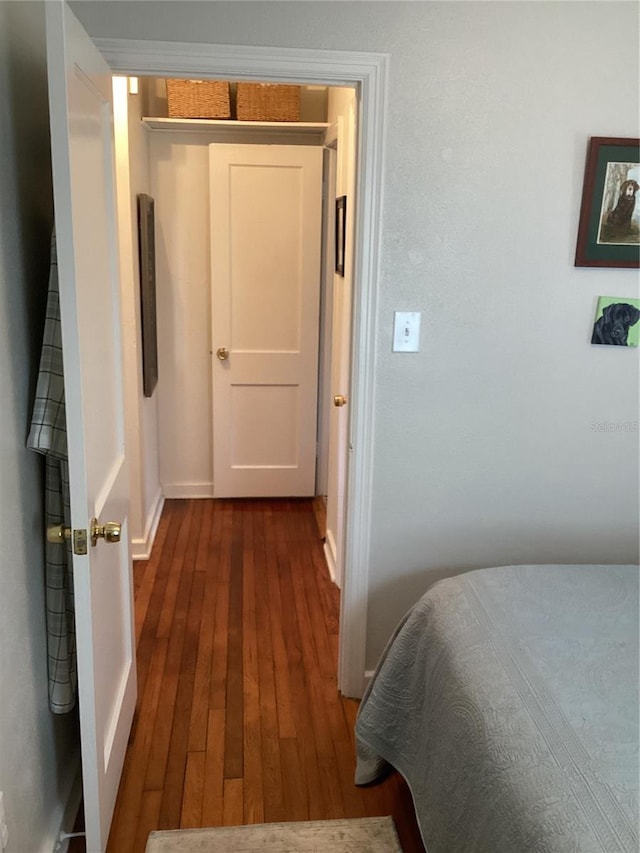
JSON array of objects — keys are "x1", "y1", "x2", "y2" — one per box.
[{"x1": 103, "y1": 498, "x2": 424, "y2": 852}]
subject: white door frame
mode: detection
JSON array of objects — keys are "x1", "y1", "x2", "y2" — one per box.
[{"x1": 96, "y1": 37, "x2": 389, "y2": 698}]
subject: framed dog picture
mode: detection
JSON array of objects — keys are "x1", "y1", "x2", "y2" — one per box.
[
  {"x1": 575, "y1": 137, "x2": 640, "y2": 268},
  {"x1": 137, "y1": 193, "x2": 159, "y2": 397},
  {"x1": 591, "y1": 296, "x2": 640, "y2": 347}
]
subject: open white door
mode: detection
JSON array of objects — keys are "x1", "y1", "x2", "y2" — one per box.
[
  {"x1": 325, "y1": 97, "x2": 357, "y2": 590},
  {"x1": 210, "y1": 144, "x2": 323, "y2": 497},
  {"x1": 46, "y1": 3, "x2": 136, "y2": 850}
]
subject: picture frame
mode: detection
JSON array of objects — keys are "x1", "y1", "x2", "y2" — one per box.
[
  {"x1": 137, "y1": 194, "x2": 159, "y2": 397},
  {"x1": 335, "y1": 195, "x2": 347, "y2": 277},
  {"x1": 591, "y1": 295, "x2": 640, "y2": 347},
  {"x1": 575, "y1": 136, "x2": 640, "y2": 268}
]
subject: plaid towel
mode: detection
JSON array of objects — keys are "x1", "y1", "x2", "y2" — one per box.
[{"x1": 27, "y1": 233, "x2": 77, "y2": 714}]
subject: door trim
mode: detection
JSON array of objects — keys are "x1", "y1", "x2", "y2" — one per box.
[{"x1": 95, "y1": 37, "x2": 389, "y2": 698}]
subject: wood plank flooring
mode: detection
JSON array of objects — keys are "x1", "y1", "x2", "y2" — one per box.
[{"x1": 94, "y1": 498, "x2": 425, "y2": 852}]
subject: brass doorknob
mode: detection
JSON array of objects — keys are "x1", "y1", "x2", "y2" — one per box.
[
  {"x1": 91, "y1": 518, "x2": 122, "y2": 547},
  {"x1": 216, "y1": 347, "x2": 229, "y2": 361},
  {"x1": 333, "y1": 394, "x2": 348, "y2": 407},
  {"x1": 47, "y1": 525, "x2": 71, "y2": 544}
]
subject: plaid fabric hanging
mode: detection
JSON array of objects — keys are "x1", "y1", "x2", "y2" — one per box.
[{"x1": 27, "y1": 232, "x2": 77, "y2": 714}]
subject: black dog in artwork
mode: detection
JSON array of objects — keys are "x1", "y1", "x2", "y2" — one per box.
[
  {"x1": 607, "y1": 180, "x2": 639, "y2": 232},
  {"x1": 591, "y1": 302, "x2": 640, "y2": 346}
]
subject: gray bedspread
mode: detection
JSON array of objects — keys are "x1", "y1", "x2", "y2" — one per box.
[{"x1": 355, "y1": 565, "x2": 639, "y2": 853}]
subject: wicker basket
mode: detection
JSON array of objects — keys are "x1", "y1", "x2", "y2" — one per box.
[
  {"x1": 236, "y1": 83, "x2": 301, "y2": 122},
  {"x1": 166, "y1": 79, "x2": 231, "y2": 119}
]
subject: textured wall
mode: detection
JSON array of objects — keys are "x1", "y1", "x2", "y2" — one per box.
[
  {"x1": 0, "y1": 3, "x2": 80, "y2": 849},
  {"x1": 71, "y1": 1, "x2": 640, "y2": 669}
]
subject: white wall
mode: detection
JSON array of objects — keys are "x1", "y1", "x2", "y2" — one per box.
[
  {"x1": 72, "y1": 1, "x2": 640, "y2": 670},
  {"x1": 150, "y1": 133, "x2": 214, "y2": 496},
  {"x1": 129, "y1": 84, "x2": 164, "y2": 548},
  {"x1": 0, "y1": 3, "x2": 80, "y2": 850},
  {"x1": 114, "y1": 78, "x2": 163, "y2": 557}
]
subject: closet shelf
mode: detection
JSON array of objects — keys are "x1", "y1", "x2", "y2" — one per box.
[{"x1": 142, "y1": 117, "x2": 330, "y2": 143}]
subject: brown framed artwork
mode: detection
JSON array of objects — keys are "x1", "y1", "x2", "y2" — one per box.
[
  {"x1": 575, "y1": 137, "x2": 640, "y2": 268},
  {"x1": 335, "y1": 195, "x2": 347, "y2": 276},
  {"x1": 137, "y1": 193, "x2": 159, "y2": 397}
]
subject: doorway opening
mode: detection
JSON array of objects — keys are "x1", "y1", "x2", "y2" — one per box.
[
  {"x1": 103, "y1": 38, "x2": 388, "y2": 700},
  {"x1": 113, "y1": 70, "x2": 356, "y2": 615}
]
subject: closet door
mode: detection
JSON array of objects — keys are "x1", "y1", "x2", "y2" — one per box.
[{"x1": 209, "y1": 144, "x2": 323, "y2": 497}]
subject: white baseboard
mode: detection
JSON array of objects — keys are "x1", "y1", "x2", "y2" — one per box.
[
  {"x1": 323, "y1": 534, "x2": 338, "y2": 586},
  {"x1": 131, "y1": 488, "x2": 165, "y2": 560},
  {"x1": 40, "y1": 749, "x2": 82, "y2": 853},
  {"x1": 162, "y1": 482, "x2": 214, "y2": 499}
]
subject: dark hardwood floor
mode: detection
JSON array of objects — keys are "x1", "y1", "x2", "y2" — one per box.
[{"x1": 75, "y1": 498, "x2": 425, "y2": 852}]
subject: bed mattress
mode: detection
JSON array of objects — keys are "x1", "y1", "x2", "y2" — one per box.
[{"x1": 355, "y1": 564, "x2": 639, "y2": 852}]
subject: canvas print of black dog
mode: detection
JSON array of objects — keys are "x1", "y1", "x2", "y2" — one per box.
[{"x1": 591, "y1": 301, "x2": 640, "y2": 346}]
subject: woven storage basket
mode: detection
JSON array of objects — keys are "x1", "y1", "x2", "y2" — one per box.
[
  {"x1": 236, "y1": 83, "x2": 301, "y2": 122},
  {"x1": 166, "y1": 79, "x2": 231, "y2": 119}
]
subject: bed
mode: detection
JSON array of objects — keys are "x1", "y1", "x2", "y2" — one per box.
[{"x1": 355, "y1": 564, "x2": 639, "y2": 853}]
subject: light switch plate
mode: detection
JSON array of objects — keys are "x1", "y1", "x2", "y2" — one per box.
[{"x1": 393, "y1": 311, "x2": 421, "y2": 352}]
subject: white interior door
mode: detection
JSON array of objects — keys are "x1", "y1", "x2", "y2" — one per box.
[
  {"x1": 325, "y1": 97, "x2": 357, "y2": 590},
  {"x1": 46, "y1": 4, "x2": 136, "y2": 850},
  {"x1": 210, "y1": 144, "x2": 323, "y2": 497},
  {"x1": 316, "y1": 146, "x2": 337, "y2": 498},
  {"x1": 325, "y1": 230, "x2": 352, "y2": 588}
]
